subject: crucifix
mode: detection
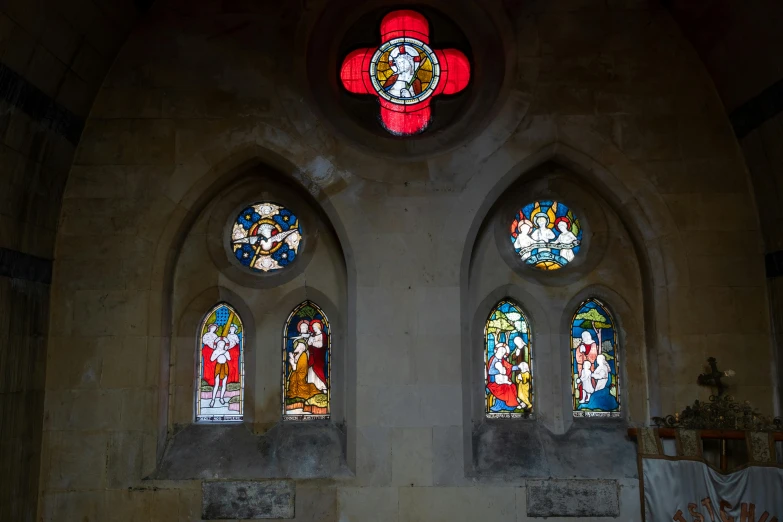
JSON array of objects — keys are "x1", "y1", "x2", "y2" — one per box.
[
  {"x1": 696, "y1": 357, "x2": 735, "y2": 397},
  {"x1": 696, "y1": 357, "x2": 736, "y2": 471}
]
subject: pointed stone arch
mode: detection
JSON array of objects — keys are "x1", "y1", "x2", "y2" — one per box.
[
  {"x1": 145, "y1": 143, "x2": 358, "y2": 474},
  {"x1": 458, "y1": 140, "x2": 677, "y2": 480},
  {"x1": 460, "y1": 141, "x2": 685, "y2": 426}
]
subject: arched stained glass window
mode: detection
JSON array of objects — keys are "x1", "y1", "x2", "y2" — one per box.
[
  {"x1": 283, "y1": 301, "x2": 330, "y2": 420},
  {"x1": 485, "y1": 300, "x2": 533, "y2": 417},
  {"x1": 571, "y1": 299, "x2": 621, "y2": 417},
  {"x1": 510, "y1": 200, "x2": 582, "y2": 270},
  {"x1": 339, "y1": 9, "x2": 471, "y2": 136},
  {"x1": 231, "y1": 202, "x2": 302, "y2": 273},
  {"x1": 196, "y1": 303, "x2": 244, "y2": 422}
]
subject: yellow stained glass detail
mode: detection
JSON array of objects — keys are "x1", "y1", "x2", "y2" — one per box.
[
  {"x1": 417, "y1": 57, "x2": 433, "y2": 88},
  {"x1": 535, "y1": 261, "x2": 560, "y2": 270},
  {"x1": 376, "y1": 51, "x2": 392, "y2": 82},
  {"x1": 375, "y1": 48, "x2": 435, "y2": 89}
]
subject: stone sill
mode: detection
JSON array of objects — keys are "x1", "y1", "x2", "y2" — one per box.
[
  {"x1": 150, "y1": 422, "x2": 352, "y2": 480},
  {"x1": 471, "y1": 422, "x2": 638, "y2": 479}
]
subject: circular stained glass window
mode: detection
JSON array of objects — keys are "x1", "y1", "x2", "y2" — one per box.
[
  {"x1": 510, "y1": 200, "x2": 582, "y2": 271},
  {"x1": 370, "y1": 38, "x2": 441, "y2": 106},
  {"x1": 231, "y1": 203, "x2": 302, "y2": 272}
]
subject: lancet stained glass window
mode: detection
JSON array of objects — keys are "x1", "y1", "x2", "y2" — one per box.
[
  {"x1": 339, "y1": 9, "x2": 471, "y2": 136},
  {"x1": 571, "y1": 299, "x2": 621, "y2": 418},
  {"x1": 485, "y1": 300, "x2": 533, "y2": 417},
  {"x1": 196, "y1": 303, "x2": 244, "y2": 422},
  {"x1": 231, "y1": 202, "x2": 302, "y2": 273},
  {"x1": 283, "y1": 301, "x2": 330, "y2": 420},
  {"x1": 510, "y1": 200, "x2": 583, "y2": 271}
]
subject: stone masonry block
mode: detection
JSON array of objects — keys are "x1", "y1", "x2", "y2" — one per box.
[
  {"x1": 526, "y1": 479, "x2": 619, "y2": 518},
  {"x1": 202, "y1": 480, "x2": 294, "y2": 519},
  {"x1": 294, "y1": 486, "x2": 337, "y2": 522},
  {"x1": 338, "y1": 487, "x2": 398, "y2": 522},
  {"x1": 392, "y1": 427, "x2": 433, "y2": 486},
  {"x1": 399, "y1": 486, "x2": 517, "y2": 521}
]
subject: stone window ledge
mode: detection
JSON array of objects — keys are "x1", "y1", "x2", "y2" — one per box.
[
  {"x1": 150, "y1": 422, "x2": 351, "y2": 480},
  {"x1": 471, "y1": 422, "x2": 637, "y2": 479}
]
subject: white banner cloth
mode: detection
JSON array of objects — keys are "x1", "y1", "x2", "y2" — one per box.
[{"x1": 643, "y1": 458, "x2": 783, "y2": 522}]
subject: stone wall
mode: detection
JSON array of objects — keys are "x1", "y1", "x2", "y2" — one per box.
[
  {"x1": 666, "y1": 0, "x2": 783, "y2": 415},
  {"x1": 741, "y1": 112, "x2": 783, "y2": 414},
  {"x1": 40, "y1": 0, "x2": 772, "y2": 521},
  {"x1": 0, "y1": 1, "x2": 140, "y2": 519}
]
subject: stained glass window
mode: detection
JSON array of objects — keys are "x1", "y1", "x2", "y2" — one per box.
[
  {"x1": 283, "y1": 301, "x2": 330, "y2": 420},
  {"x1": 339, "y1": 10, "x2": 471, "y2": 136},
  {"x1": 485, "y1": 300, "x2": 533, "y2": 417},
  {"x1": 231, "y1": 202, "x2": 302, "y2": 272},
  {"x1": 196, "y1": 303, "x2": 244, "y2": 422},
  {"x1": 571, "y1": 299, "x2": 621, "y2": 418},
  {"x1": 510, "y1": 200, "x2": 583, "y2": 271}
]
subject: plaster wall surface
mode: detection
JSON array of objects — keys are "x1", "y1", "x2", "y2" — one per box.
[{"x1": 40, "y1": 0, "x2": 772, "y2": 520}]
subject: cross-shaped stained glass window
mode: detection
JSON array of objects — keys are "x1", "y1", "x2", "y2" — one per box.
[{"x1": 339, "y1": 10, "x2": 471, "y2": 136}]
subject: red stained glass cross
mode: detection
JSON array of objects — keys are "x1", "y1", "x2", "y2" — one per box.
[{"x1": 340, "y1": 10, "x2": 471, "y2": 136}]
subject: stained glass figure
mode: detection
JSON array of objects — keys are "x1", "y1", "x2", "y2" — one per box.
[
  {"x1": 339, "y1": 10, "x2": 471, "y2": 136},
  {"x1": 231, "y1": 202, "x2": 302, "y2": 273},
  {"x1": 571, "y1": 299, "x2": 621, "y2": 418},
  {"x1": 485, "y1": 300, "x2": 533, "y2": 417},
  {"x1": 510, "y1": 200, "x2": 583, "y2": 271},
  {"x1": 196, "y1": 303, "x2": 244, "y2": 422},
  {"x1": 283, "y1": 301, "x2": 330, "y2": 420}
]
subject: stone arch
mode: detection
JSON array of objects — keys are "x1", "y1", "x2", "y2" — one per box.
[
  {"x1": 274, "y1": 287, "x2": 343, "y2": 423},
  {"x1": 148, "y1": 140, "x2": 352, "y2": 330},
  {"x1": 559, "y1": 285, "x2": 643, "y2": 426},
  {"x1": 174, "y1": 286, "x2": 257, "y2": 425},
  {"x1": 146, "y1": 143, "x2": 357, "y2": 473},
  {"x1": 460, "y1": 142, "x2": 663, "y2": 479},
  {"x1": 472, "y1": 285, "x2": 551, "y2": 420},
  {"x1": 460, "y1": 140, "x2": 686, "y2": 430}
]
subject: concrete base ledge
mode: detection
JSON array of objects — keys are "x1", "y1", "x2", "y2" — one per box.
[
  {"x1": 472, "y1": 423, "x2": 637, "y2": 479},
  {"x1": 152, "y1": 422, "x2": 351, "y2": 480}
]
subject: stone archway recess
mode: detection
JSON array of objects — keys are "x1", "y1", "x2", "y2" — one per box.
[
  {"x1": 146, "y1": 142, "x2": 358, "y2": 467},
  {"x1": 459, "y1": 137, "x2": 690, "y2": 431}
]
